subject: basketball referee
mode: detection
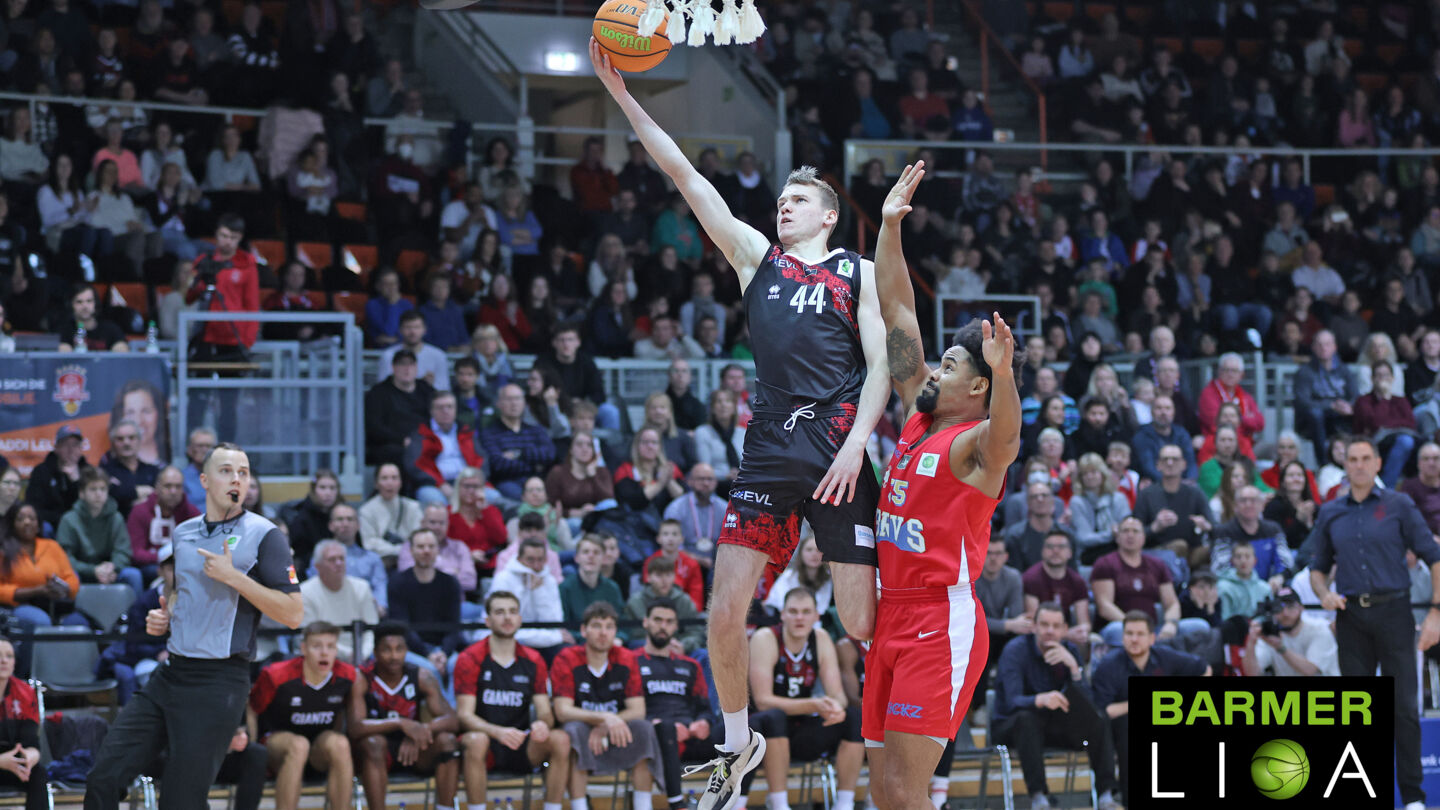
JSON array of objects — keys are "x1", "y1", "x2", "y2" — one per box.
[{"x1": 84, "y1": 443, "x2": 304, "y2": 810}]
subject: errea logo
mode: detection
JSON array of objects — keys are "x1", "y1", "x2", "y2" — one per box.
[{"x1": 767, "y1": 284, "x2": 781, "y2": 300}]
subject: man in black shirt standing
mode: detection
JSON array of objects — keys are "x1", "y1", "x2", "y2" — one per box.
[
  {"x1": 454, "y1": 591, "x2": 573, "y2": 810},
  {"x1": 533, "y1": 324, "x2": 621, "y2": 431},
  {"x1": 637, "y1": 601, "x2": 717, "y2": 810},
  {"x1": 364, "y1": 350, "x2": 435, "y2": 470},
  {"x1": 1309, "y1": 437, "x2": 1440, "y2": 810}
]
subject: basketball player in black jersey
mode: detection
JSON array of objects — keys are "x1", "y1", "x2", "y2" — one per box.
[
  {"x1": 748, "y1": 587, "x2": 864, "y2": 810},
  {"x1": 637, "y1": 601, "x2": 717, "y2": 810},
  {"x1": 592, "y1": 41, "x2": 889, "y2": 810},
  {"x1": 248, "y1": 622, "x2": 365, "y2": 810},
  {"x1": 454, "y1": 591, "x2": 573, "y2": 810},
  {"x1": 354, "y1": 625, "x2": 460, "y2": 810}
]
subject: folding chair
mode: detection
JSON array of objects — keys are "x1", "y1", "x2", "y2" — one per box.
[
  {"x1": 983, "y1": 688, "x2": 1094, "y2": 810},
  {"x1": 30, "y1": 680, "x2": 53, "y2": 810},
  {"x1": 30, "y1": 626, "x2": 118, "y2": 719},
  {"x1": 794, "y1": 755, "x2": 838, "y2": 809},
  {"x1": 980, "y1": 689, "x2": 1017, "y2": 810},
  {"x1": 75, "y1": 584, "x2": 136, "y2": 632}
]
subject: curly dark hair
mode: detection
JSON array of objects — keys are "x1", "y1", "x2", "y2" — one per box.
[{"x1": 953, "y1": 318, "x2": 1027, "y2": 406}]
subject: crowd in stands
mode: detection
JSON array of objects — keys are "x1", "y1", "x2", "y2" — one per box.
[{"x1": 1, "y1": 0, "x2": 1439, "y2": 807}]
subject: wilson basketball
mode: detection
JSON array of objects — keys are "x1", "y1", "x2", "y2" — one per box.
[{"x1": 593, "y1": 0, "x2": 671, "y2": 73}]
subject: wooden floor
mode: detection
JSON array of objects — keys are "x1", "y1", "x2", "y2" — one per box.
[{"x1": 11, "y1": 748, "x2": 1101, "y2": 809}]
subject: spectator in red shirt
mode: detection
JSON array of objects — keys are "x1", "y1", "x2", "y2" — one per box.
[
  {"x1": 642, "y1": 520, "x2": 704, "y2": 612},
  {"x1": 1197, "y1": 353, "x2": 1265, "y2": 446},
  {"x1": 1020, "y1": 529, "x2": 1092, "y2": 647},
  {"x1": 183, "y1": 213, "x2": 258, "y2": 440},
  {"x1": 570, "y1": 136, "x2": 617, "y2": 214},
  {"x1": 405, "y1": 393, "x2": 485, "y2": 506},
  {"x1": 126, "y1": 466, "x2": 199, "y2": 581},
  {"x1": 897, "y1": 67, "x2": 949, "y2": 138},
  {"x1": 1353, "y1": 362, "x2": 1419, "y2": 487},
  {"x1": 447, "y1": 466, "x2": 506, "y2": 578}
]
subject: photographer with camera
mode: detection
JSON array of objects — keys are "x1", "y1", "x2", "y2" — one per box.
[
  {"x1": 1240, "y1": 587, "x2": 1338, "y2": 677},
  {"x1": 183, "y1": 213, "x2": 258, "y2": 441}
]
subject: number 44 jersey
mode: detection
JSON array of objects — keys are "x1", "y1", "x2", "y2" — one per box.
[{"x1": 744, "y1": 246, "x2": 866, "y2": 409}]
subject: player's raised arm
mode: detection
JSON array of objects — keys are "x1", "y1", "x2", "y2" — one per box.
[
  {"x1": 962, "y1": 315, "x2": 1023, "y2": 496},
  {"x1": 590, "y1": 39, "x2": 769, "y2": 284},
  {"x1": 874, "y1": 161, "x2": 932, "y2": 413}
]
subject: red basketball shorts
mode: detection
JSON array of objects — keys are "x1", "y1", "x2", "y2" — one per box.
[{"x1": 861, "y1": 585, "x2": 988, "y2": 743}]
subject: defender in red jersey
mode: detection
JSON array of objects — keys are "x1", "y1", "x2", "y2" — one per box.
[
  {"x1": 864, "y1": 162, "x2": 1024, "y2": 810},
  {"x1": 592, "y1": 41, "x2": 891, "y2": 810},
  {"x1": 353, "y1": 625, "x2": 459, "y2": 810}
]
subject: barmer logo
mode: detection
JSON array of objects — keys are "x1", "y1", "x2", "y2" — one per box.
[
  {"x1": 1252, "y1": 739, "x2": 1309, "y2": 799},
  {"x1": 1131, "y1": 678, "x2": 1390, "y2": 808}
]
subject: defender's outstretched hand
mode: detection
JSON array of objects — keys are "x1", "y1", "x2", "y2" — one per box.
[
  {"x1": 589, "y1": 38, "x2": 628, "y2": 97},
  {"x1": 981, "y1": 313, "x2": 1014, "y2": 371},
  {"x1": 881, "y1": 161, "x2": 926, "y2": 225}
]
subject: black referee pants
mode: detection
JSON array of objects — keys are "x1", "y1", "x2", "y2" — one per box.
[
  {"x1": 1336, "y1": 598, "x2": 1424, "y2": 806},
  {"x1": 84, "y1": 655, "x2": 250, "y2": 810}
]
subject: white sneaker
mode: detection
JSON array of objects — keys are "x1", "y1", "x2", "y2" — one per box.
[
  {"x1": 1403, "y1": 802, "x2": 1426, "y2": 810},
  {"x1": 1097, "y1": 790, "x2": 1122, "y2": 810},
  {"x1": 1029, "y1": 793, "x2": 1051, "y2": 810},
  {"x1": 688, "y1": 729, "x2": 767, "y2": 810}
]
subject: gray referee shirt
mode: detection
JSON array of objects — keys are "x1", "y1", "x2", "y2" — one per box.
[{"x1": 170, "y1": 510, "x2": 300, "y2": 659}]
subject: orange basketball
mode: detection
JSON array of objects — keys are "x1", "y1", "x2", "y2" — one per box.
[{"x1": 593, "y1": 0, "x2": 671, "y2": 73}]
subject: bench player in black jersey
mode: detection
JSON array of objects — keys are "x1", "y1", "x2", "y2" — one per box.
[
  {"x1": 454, "y1": 590, "x2": 573, "y2": 810},
  {"x1": 637, "y1": 600, "x2": 718, "y2": 810},
  {"x1": 552, "y1": 602, "x2": 660, "y2": 810},
  {"x1": 353, "y1": 624, "x2": 460, "y2": 810},
  {"x1": 591, "y1": 42, "x2": 889, "y2": 810},
  {"x1": 748, "y1": 587, "x2": 864, "y2": 810},
  {"x1": 248, "y1": 622, "x2": 365, "y2": 810}
]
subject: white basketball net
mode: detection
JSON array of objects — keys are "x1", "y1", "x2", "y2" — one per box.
[{"x1": 635, "y1": 0, "x2": 767, "y2": 46}]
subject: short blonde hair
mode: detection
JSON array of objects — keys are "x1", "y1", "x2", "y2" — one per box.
[{"x1": 783, "y1": 165, "x2": 839, "y2": 214}]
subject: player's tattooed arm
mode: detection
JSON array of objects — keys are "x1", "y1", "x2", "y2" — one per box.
[{"x1": 887, "y1": 326, "x2": 923, "y2": 384}]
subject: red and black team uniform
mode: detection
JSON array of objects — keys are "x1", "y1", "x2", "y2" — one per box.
[
  {"x1": 0, "y1": 677, "x2": 44, "y2": 808},
  {"x1": 453, "y1": 638, "x2": 548, "y2": 774},
  {"x1": 550, "y1": 645, "x2": 658, "y2": 773},
  {"x1": 749, "y1": 627, "x2": 862, "y2": 758},
  {"x1": 720, "y1": 246, "x2": 880, "y2": 575},
  {"x1": 361, "y1": 661, "x2": 425, "y2": 768},
  {"x1": 862, "y1": 417, "x2": 1000, "y2": 744},
  {"x1": 249, "y1": 658, "x2": 360, "y2": 742},
  {"x1": 638, "y1": 651, "x2": 718, "y2": 809}
]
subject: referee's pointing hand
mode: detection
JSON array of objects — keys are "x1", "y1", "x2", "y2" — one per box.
[{"x1": 197, "y1": 544, "x2": 239, "y2": 586}]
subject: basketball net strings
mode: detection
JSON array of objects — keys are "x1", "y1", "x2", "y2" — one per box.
[{"x1": 636, "y1": 0, "x2": 766, "y2": 47}]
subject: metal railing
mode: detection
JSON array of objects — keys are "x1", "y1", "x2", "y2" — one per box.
[
  {"x1": 935, "y1": 295, "x2": 1042, "y2": 348},
  {"x1": 177, "y1": 312, "x2": 364, "y2": 485},
  {"x1": 958, "y1": 0, "x2": 1048, "y2": 167},
  {"x1": 844, "y1": 138, "x2": 1440, "y2": 187}
]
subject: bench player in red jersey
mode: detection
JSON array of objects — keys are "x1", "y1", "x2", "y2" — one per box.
[
  {"x1": 353, "y1": 625, "x2": 460, "y2": 810},
  {"x1": 591, "y1": 40, "x2": 891, "y2": 810},
  {"x1": 864, "y1": 162, "x2": 1024, "y2": 809}
]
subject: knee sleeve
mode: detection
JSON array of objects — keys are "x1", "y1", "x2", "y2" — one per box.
[
  {"x1": 749, "y1": 708, "x2": 787, "y2": 738},
  {"x1": 842, "y1": 705, "x2": 862, "y2": 742}
]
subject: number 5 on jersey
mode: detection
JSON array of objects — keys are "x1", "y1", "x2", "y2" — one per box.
[{"x1": 789, "y1": 284, "x2": 826, "y2": 315}]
